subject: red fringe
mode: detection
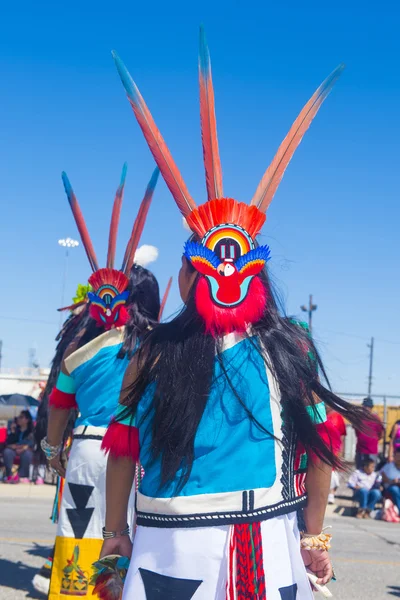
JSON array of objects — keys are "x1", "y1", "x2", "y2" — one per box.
[
  {"x1": 101, "y1": 421, "x2": 140, "y2": 462},
  {"x1": 227, "y1": 523, "x2": 266, "y2": 600},
  {"x1": 49, "y1": 388, "x2": 77, "y2": 410},
  {"x1": 195, "y1": 276, "x2": 267, "y2": 336}
]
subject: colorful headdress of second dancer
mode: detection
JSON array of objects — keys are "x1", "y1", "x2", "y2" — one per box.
[
  {"x1": 62, "y1": 163, "x2": 159, "y2": 330},
  {"x1": 112, "y1": 28, "x2": 343, "y2": 334}
]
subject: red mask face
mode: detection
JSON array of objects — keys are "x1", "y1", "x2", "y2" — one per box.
[
  {"x1": 194, "y1": 276, "x2": 268, "y2": 335},
  {"x1": 89, "y1": 302, "x2": 129, "y2": 330},
  {"x1": 87, "y1": 268, "x2": 130, "y2": 330}
]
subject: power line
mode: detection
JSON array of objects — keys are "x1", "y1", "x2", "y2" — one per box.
[
  {"x1": 317, "y1": 327, "x2": 400, "y2": 346},
  {"x1": 0, "y1": 315, "x2": 57, "y2": 326}
]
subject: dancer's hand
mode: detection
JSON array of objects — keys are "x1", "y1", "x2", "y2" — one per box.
[
  {"x1": 100, "y1": 536, "x2": 133, "y2": 559},
  {"x1": 49, "y1": 455, "x2": 66, "y2": 478},
  {"x1": 301, "y1": 548, "x2": 333, "y2": 585}
]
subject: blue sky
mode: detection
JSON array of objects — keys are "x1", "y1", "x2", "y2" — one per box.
[{"x1": 0, "y1": 0, "x2": 399, "y2": 399}]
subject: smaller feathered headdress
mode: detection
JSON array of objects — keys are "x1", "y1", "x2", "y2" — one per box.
[
  {"x1": 112, "y1": 27, "x2": 343, "y2": 334},
  {"x1": 62, "y1": 164, "x2": 159, "y2": 330}
]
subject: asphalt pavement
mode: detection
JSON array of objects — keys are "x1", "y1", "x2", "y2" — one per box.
[{"x1": 0, "y1": 484, "x2": 399, "y2": 599}]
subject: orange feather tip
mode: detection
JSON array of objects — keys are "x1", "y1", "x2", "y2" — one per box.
[
  {"x1": 159, "y1": 276, "x2": 173, "y2": 321},
  {"x1": 186, "y1": 198, "x2": 266, "y2": 240},
  {"x1": 88, "y1": 268, "x2": 129, "y2": 294},
  {"x1": 61, "y1": 171, "x2": 99, "y2": 272},
  {"x1": 121, "y1": 168, "x2": 160, "y2": 275},
  {"x1": 198, "y1": 26, "x2": 223, "y2": 201},
  {"x1": 107, "y1": 163, "x2": 129, "y2": 269},
  {"x1": 250, "y1": 64, "x2": 345, "y2": 213},
  {"x1": 112, "y1": 50, "x2": 197, "y2": 217}
]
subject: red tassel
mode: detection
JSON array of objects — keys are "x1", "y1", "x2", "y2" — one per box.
[
  {"x1": 49, "y1": 387, "x2": 77, "y2": 410},
  {"x1": 101, "y1": 421, "x2": 140, "y2": 462},
  {"x1": 227, "y1": 523, "x2": 266, "y2": 600}
]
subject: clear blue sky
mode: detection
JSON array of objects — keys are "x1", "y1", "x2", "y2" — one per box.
[{"x1": 1, "y1": 0, "x2": 399, "y2": 399}]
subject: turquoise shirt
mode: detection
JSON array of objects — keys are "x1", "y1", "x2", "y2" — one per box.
[
  {"x1": 65, "y1": 329, "x2": 130, "y2": 429},
  {"x1": 136, "y1": 335, "x2": 277, "y2": 498}
]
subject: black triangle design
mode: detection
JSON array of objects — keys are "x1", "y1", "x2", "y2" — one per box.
[
  {"x1": 68, "y1": 482, "x2": 94, "y2": 509},
  {"x1": 279, "y1": 583, "x2": 298, "y2": 599},
  {"x1": 139, "y1": 568, "x2": 202, "y2": 600},
  {"x1": 66, "y1": 508, "x2": 94, "y2": 539}
]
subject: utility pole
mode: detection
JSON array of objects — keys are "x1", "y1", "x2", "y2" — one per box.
[
  {"x1": 367, "y1": 337, "x2": 374, "y2": 396},
  {"x1": 300, "y1": 294, "x2": 318, "y2": 333}
]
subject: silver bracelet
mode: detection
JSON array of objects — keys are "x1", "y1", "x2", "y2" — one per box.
[
  {"x1": 41, "y1": 437, "x2": 62, "y2": 461},
  {"x1": 102, "y1": 525, "x2": 130, "y2": 539}
]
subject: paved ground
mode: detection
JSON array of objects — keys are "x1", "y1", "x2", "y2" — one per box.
[
  {"x1": 0, "y1": 484, "x2": 56, "y2": 599},
  {"x1": 0, "y1": 484, "x2": 399, "y2": 599}
]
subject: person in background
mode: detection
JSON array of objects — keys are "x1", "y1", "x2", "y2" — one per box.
[
  {"x1": 381, "y1": 448, "x2": 400, "y2": 512},
  {"x1": 325, "y1": 406, "x2": 347, "y2": 504},
  {"x1": 354, "y1": 397, "x2": 384, "y2": 468},
  {"x1": 3, "y1": 410, "x2": 34, "y2": 483},
  {"x1": 348, "y1": 458, "x2": 382, "y2": 519},
  {"x1": 388, "y1": 419, "x2": 400, "y2": 463}
]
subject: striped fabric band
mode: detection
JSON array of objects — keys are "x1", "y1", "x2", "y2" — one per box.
[
  {"x1": 56, "y1": 371, "x2": 77, "y2": 394},
  {"x1": 306, "y1": 402, "x2": 326, "y2": 424},
  {"x1": 49, "y1": 372, "x2": 77, "y2": 410}
]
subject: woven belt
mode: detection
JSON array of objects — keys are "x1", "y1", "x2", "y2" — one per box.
[{"x1": 73, "y1": 425, "x2": 107, "y2": 440}]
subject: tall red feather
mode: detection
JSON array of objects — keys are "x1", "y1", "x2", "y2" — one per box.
[
  {"x1": 251, "y1": 64, "x2": 344, "y2": 213},
  {"x1": 113, "y1": 51, "x2": 197, "y2": 218},
  {"x1": 61, "y1": 172, "x2": 99, "y2": 272},
  {"x1": 107, "y1": 163, "x2": 128, "y2": 269},
  {"x1": 199, "y1": 26, "x2": 223, "y2": 201},
  {"x1": 158, "y1": 277, "x2": 173, "y2": 321},
  {"x1": 121, "y1": 168, "x2": 160, "y2": 275}
]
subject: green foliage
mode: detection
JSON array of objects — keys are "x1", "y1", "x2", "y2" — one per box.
[{"x1": 72, "y1": 283, "x2": 92, "y2": 304}]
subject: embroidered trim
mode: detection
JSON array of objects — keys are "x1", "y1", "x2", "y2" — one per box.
[
  {"x1": 74, "y1": 434, "x2": 104, "y2": 440},
  {"x1": 136, "y1": 495, "x2": 307, "y2": 529}
]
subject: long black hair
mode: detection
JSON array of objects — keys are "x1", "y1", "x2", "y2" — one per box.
[
  {"x1": 121, "y1": 264, "x2": 370, "y2": 491},
  {"x1": 118, "y1": 264, "x2": 161, "y2": 358},
  {"x1": 34, "y1": 305, "x2": 102, "y2": 462}
]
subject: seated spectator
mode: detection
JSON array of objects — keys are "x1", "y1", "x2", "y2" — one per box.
[
  {"x1": 348, "y1": 457, "x2": 382, "y2": 519},
  {"x1": 3, "y1": 410, "x2": 34, "y2": 484},
  {"x1": 381, "y1": 448, "x2": 400, "y2": 513}
]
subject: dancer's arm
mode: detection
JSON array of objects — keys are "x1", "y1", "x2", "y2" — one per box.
[
  {"x1": 46, "y1": 342, "x2": 79, "y2": 477},
  {"x1": 302, "y1": 458, "x2": 333, "y2": 586},
  {"x1": 100, "y1": 455, "x2": 135, "y2": 558},
  {"x1": 304, "y1": 459, "x2": 331, "y2": 535},
  {"x1": 100, "y1": 354, "x2": 142, "y2": 558}
]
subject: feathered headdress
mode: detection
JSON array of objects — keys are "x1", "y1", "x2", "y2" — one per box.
[
  {"x1": 62, "y1": 164, "x2": 160, "y2": 330},
  {"x1": 112, "y1": 27, "x2": 343, "y2": 334}
]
